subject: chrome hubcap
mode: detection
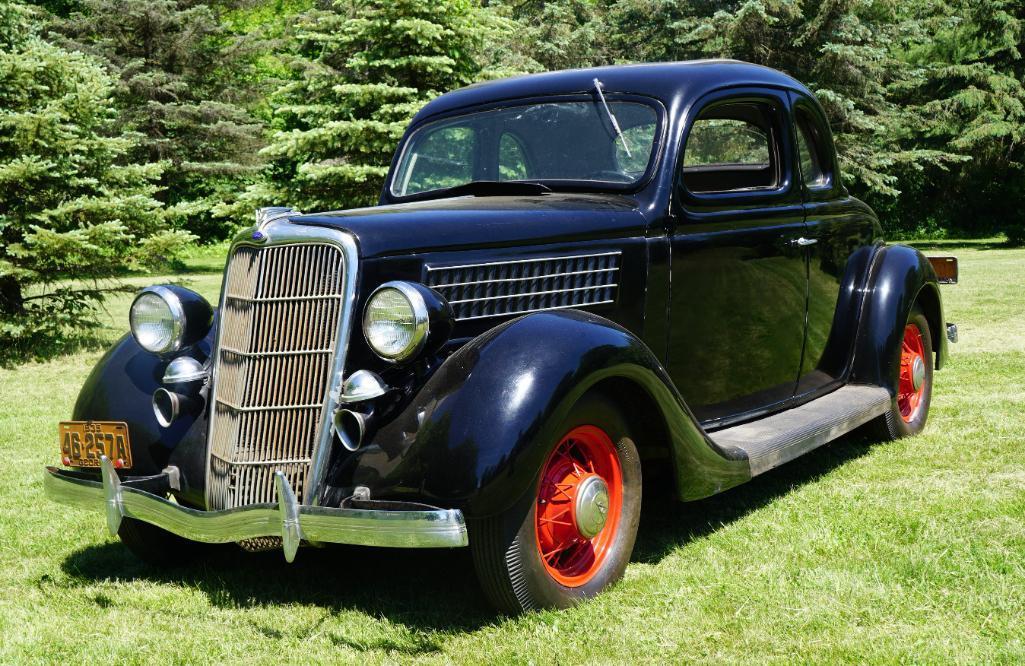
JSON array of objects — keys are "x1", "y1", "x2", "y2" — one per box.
[
  {"x1": 912, "y1": 356, "x2": 926, "y2": 391},
  {"x1": 574, "y1": 475, "x2": 610, "y2": 539}
]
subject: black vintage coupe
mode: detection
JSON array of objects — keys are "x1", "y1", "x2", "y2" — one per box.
[{"x1": 45, "y1": 60, "x2": 957, "y2": 613}]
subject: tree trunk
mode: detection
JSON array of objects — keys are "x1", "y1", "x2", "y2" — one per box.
[{"x1": 0, "y1": 276, "x2": 25, "y2": 316}]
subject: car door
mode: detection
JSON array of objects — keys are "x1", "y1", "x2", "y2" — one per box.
[
  {"x1": 669, "y1": 88, "x2": 808, "y2": 426},
  {"x1": 789, "y1": 92, "x2": 881, "y2": 397}
]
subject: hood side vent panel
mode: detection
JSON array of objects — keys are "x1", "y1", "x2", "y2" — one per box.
[{"x1": 425, "y1": 251, "x2": 620, "y2": 322}]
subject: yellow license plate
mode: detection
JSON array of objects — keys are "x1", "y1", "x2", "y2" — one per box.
[{"x1": 59, "y1": 421, "x2": 132, "y2": 469}]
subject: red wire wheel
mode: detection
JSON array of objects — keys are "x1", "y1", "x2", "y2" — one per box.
[
  {"x1": 534, "y1": 425, "x2": 624, "y2": 587},
  {"x1": 898, "y1": 323, "x2": 928, "y2": 423}
]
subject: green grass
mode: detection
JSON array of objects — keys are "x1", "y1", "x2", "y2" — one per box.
[
  {"x1": 1, "y1": 244, "x2": 1023, "y2": 663},
  {"x1": 174, "y1": 241, "x2": 231, "y2": 275}
]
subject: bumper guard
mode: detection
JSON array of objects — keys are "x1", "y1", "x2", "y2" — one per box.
[{"x1": 44, "y1": 457, "x2": 468, "y2": 561}]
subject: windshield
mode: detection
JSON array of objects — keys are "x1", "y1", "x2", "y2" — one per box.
[{"x1": 390, "y1": 100, "x2": 660, "y2": 197}]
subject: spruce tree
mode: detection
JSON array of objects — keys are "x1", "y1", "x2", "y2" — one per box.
[
  {"x1": 46, "y1": 0, "x2": 268, "y2": 240},
  {"x1": 891, "y1": 0, "x2": 1025, "y2": 241},
  {"x1": 496, "y1": 0, "x2": 607, "y2": 71},
  {"x1": 233, "y1": 0, "x2": 513, "y2": 215},
  {"x1": 0, "y1": 1, "x2": 182, "y2": 353}
]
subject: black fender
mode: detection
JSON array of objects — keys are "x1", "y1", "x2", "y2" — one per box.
[
  {"x1": 851, "y1": 244, "x2": 947, "y2": 392},
  {"x1": 334, "y1": 310, "x2": 751, "y2": 517},
  {"x1": 808, "y1": 243, "x2": 879, "y2": 381},
  {"x1": 70, "y1": 329, "x2": 214, "y2": 507}
]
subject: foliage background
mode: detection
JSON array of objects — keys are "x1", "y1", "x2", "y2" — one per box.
[{"x1": 1, "y1": 0, "x2": 1023, "y2": 350}]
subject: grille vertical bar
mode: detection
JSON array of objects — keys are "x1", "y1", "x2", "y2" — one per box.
[
  {"x1": 207, "y1": 243, "x2": 346, "y2": 510},
  {"x1": 425, "y1": 251, "x2": 620, "y2": 321}
]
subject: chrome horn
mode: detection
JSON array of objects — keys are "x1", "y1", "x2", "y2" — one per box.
[{"x1": 333, "y1": 406, "x2": 374, "y2": 452}]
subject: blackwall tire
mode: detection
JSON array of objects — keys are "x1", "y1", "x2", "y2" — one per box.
[
  {"x1": 870, "y1": 304, "x2": 934, "y2": 441},
  {"x1": 469, "y1": 392, "x2": 642, "y2": 613},
  {"x1": 117, "y1": 517, "x2": 204, "y2": 566}
]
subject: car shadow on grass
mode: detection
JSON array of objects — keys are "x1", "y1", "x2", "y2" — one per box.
[
  {"x1": 631, "y1": 427, "x2": 878, "y2": 564},
  {"x1": 59, "y1": 429, "x2": 880, "y2": 635},
  {"x1": 61, "y1": 538, "x2": 490, "y2": 643}
]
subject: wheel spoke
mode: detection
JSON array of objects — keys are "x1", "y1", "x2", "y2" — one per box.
[
  {"x1": 549, "y1": 482, "x2": 574, "y2": 502},
  {"x1": 540, "y1": 539, "x2": 576, "y2": 564},
  {"x1": 538, "y1": 507, "x2": 573, "y2": 527}
]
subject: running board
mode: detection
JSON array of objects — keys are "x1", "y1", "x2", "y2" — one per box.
[{"x1": 709, "y1": 385, "x2": 891, "y2": 476}]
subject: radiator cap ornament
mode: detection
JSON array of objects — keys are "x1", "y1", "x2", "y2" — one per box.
[{"x1": 253, "y1": 206, "x2": 297, "y2": 238}]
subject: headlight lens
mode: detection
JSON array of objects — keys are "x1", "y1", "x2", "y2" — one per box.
[
  {"x1": 363, "y1": 282, "x2": 429, "y2": 362},
  {"x1": 129, "y1": 285, "x2": 211, "y2": 354},
  {"x1": 130, "y1": 290, "x2": 182, "y2": 353}
]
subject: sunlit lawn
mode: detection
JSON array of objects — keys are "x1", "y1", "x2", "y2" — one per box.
[{"x1": 0, "y1": 241, "x2": 1023, "y2": 663}]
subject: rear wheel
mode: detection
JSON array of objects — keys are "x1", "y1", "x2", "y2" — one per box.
[
  {"x1": 870, "y1": 304, "x2": 934, "y2": 440},
  {"x1": 470, "y1": 393, "x2": 642, "y2": 613}
]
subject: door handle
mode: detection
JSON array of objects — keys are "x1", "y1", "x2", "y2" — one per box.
[{"x1": 792, "y1": 237, "x2": 818, "y2": 247}]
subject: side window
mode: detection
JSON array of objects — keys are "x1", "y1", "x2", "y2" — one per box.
[
  {"x1": 396, "y1": 125, "x2": 476, "y2": 196},
  {"x1": 795, "y1": 108, "x2": 832, "y2": 189},
  {"x1": 498, "y1": 132, "x2": 529, "y2": 181},
  {"x1": 682, "y1": 101, "x2": 780, "y2": 194}
]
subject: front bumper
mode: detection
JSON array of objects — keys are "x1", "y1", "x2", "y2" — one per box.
[{"x1": 44, "y1": 457, "x2": 468, "y2": 561}]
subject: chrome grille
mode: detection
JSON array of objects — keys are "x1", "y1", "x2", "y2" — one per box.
[
  {"x1": 425, "y1": 251, "x2": 620, "y2": 321},
  {"x1": 207, "y1": 243, "x2": 345, "y2": 510}
]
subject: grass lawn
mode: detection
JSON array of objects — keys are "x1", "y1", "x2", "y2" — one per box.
[{"x1": 1, "y1": 242, "x2": 1023, "y2": 663}]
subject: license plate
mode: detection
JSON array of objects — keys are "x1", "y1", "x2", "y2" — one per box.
[{"x1": 59, "y1": 421, "x2": 132, "y2": 469}]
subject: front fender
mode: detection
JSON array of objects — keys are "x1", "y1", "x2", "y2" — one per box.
[
  {"x1": 851, "y1": 244, "x2": 946, "y2": 391},
  {"x1": 333, "y1": 310, "x2": 750, "y2": 517},
  {"x1": 71, "y1": 330, "x2": 214, "y2": 507}
]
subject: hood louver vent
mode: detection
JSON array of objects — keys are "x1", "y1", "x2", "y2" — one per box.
[{"x1": 426, "y1": 251, "x2": 620, "y2": 322}]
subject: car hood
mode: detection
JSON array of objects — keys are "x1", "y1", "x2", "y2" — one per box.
[{"x1": 288, "y1": 194, "x2": 649, "y2": 258}]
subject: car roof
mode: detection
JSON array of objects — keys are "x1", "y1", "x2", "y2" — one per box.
[{"x1": 411, "y1": 60, "x2": 813, "y2": 125}]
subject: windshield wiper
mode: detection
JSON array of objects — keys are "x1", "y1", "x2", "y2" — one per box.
[
  {"x1": 435, "y1": 180, "x2": 552, "y2": 198},
  {"x1": 593, "y1": 78, "x2": 632, "y2": 158}
]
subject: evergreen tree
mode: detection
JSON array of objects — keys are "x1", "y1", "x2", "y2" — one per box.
[
  {"x1": 496, "y1": 0, "x2": 607, "y2": 71},
  {"x1": 890, "y1": 0, "x2": 1025, "y2": 241},
  {"x1": 230, "y1": 0, "x2": 515, "y2": 215},
  {"x1": 604, "y1": 0, "x2": 963, "y2": 200},
  {"x1": 46, "y1": 0, "x2": 268, "y2": 240},
  {"x1": 0, "y1": 1, "x2": 184, "y2": 353},
  {"x1": 534, "y1": 0, "x2": 1025, "y2": 242}
]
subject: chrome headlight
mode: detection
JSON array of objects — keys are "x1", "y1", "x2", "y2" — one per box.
[
  {"x1": 130, "y1": 285, "x2": 213, "y2": 354},
  {"x1": 363, "y1": 282, "x2": 430, "y2": 362}
]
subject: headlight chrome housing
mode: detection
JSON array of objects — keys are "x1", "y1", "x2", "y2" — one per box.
[
  {"x1": 363, "y1": 282, "x2": 431, "y2": 363},
  {"x1": 130, "y1": 285, "x2": 213, "y2": 355}
]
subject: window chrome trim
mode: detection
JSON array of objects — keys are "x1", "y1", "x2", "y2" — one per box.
[{"x1": 204, "y1": 219, "x2": 360, "y2": 508}]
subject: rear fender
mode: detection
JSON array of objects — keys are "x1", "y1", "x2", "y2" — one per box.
[
  {"x1": 851, "y1": 244, "x2": 946, "y2": 392},
  {"x1": 333, "y1": 310, "x2": 750, "y2": 517}
]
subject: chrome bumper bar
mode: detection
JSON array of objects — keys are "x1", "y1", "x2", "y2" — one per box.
[{"x1": 44, "y1": 457, "x2": 468, "y2": 561}]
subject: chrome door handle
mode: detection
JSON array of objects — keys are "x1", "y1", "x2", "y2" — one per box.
[{"x1": 793, "y1": 237, "x2": 818, "y2": 246}]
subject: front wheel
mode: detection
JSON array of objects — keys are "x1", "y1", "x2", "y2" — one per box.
[
  {"x1": 870, "y1": 304, "x2": 934, "y2": 440},
  {"x1": 470, "y1": 393, "x2": 642, "y2": 613},
  {"x1": 117, "y1": 517, "x2": 208, "y2": 566}
]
